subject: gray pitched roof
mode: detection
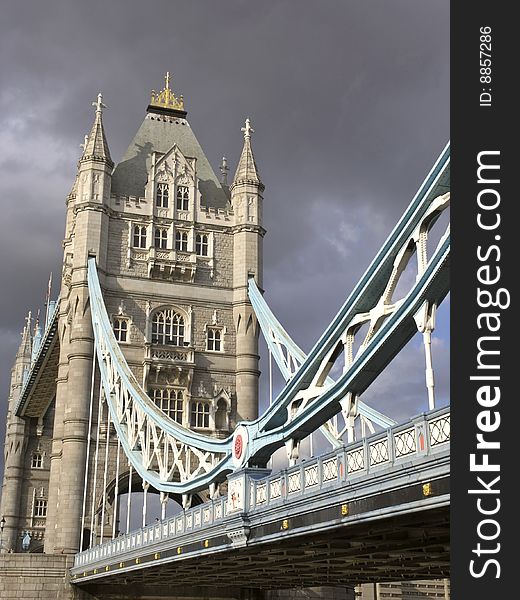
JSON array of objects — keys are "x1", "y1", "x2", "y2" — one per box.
[{"x1": 111, "y1": 115, "x2": 229, "y2": 208}]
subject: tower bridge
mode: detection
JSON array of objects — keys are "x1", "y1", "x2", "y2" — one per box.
[{"x1": 0, "y1": 75, "x2": 450, "y2": 600}]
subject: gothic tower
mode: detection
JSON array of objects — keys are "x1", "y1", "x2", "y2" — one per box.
[
  {"x1": 0, "y1": 316, "x2": 32, "y2": 551},
  {"x1": 0, "y1": 74, "x2": 264, "y2": 555},
  {"x1": 230, "y1": 118, "x2": 264, "y2": 421}
]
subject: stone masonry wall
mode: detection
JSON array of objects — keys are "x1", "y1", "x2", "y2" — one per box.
[{"x1": 0, "y1": 554, "x2": 95, "y2": 599}]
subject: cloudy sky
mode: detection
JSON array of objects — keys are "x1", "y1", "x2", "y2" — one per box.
[{"x1": 0, "y1": 0, "x2": 449, "y2": 461}]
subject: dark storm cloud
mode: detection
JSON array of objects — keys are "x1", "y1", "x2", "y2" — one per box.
[{"x1": 0, "y1": 1, "x2": 449, "y2": 453}]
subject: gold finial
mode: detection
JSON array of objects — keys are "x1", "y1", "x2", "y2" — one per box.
[{"x1": 150, "y1": 72, "x2": 185, "y2": 111}]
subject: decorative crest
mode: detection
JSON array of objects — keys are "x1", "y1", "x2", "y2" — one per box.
[
  {"x1": 150, "y1": 72, "x2": 185, "y2": 111},
  {"x1": 241, "y1": 117, "x2": 254, "y2": 140}
]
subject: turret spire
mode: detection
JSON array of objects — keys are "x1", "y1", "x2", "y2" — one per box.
[
  {"x1": 232, "y1": 117, "x2": 263, "y2": 190},
  {"x1": 17, "y1": 311, "x2": 33, "y2": 360},
  {"x1": 80, "y1": 92, "x2": 113, "y2": 166}
]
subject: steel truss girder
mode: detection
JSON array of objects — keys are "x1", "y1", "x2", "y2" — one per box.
[
  {"x1": 87, "y1": 142, "x2": 450, "y2": 494},
  {"x1": 248, "y1": 278, "x2": 396, "y2": 438}
]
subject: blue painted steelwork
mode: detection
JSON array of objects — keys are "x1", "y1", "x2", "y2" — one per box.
[
  {"x1": 72, "y1": 406, "x2": 450, "y2": 577},
  {"x1": 15, "y1": 298, "x2": 60, "y2": 416},
  {"x1": 248, "y1": 278, "x2": 396, "y2": 430},
  {"x1": 87, "y1": 143, "x2": 450, "y2": 494}
]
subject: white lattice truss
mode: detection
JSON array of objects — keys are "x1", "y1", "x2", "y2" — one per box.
[
  {"x1": 88, "y1": 262, "x2": 231, "y2": 494},
  {"x1": 288, "y1": 191, "x2": 449, "y2": 427}
]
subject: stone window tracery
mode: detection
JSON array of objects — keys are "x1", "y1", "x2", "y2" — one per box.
[
  {"x1": 196, "y1": 233, "x2": 209, "y2": 256},
  {"x1": 133, "y1": 225, "x2": 147, "y2": 249},
  {"x1": 156, "y1": 183, "x2": 169, "y2": 208},
  {"x1": 150, "y1": 388, "x2": 184, "y2": 424},
  {"x1": 175, "y1": 231, "x2": 188, "y2": 252},
  {"x1": 206, "y1": 327, "x2": 222, "y2": 352},
  {"x1": 191, "y1": 401, "x2": 210, "y2": 428},
  {"x1": 34, "y1": 499, "x2": 48, "y2": 517},
  {"x1": 31, "y1": 452, "x2": 43, "y2": 469},
  {"x1": 176, "y1": 185, "x2": 189, "y2": 211},
  {"x1": 154, "y1": 228, "x2": 168, "y2": 249},
  {"x1": 113, "y1": 318, "x2": 129, "y2": 343},
  {"x1": 151, "y1": 309, "x2": 185, "y2": 346}
]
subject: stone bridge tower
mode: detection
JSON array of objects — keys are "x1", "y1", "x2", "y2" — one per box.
[{"x1": 0, "y1": 74, "x2": 265, "y2": 556}]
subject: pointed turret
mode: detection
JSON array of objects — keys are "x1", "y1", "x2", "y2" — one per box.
[
  {"x1": 80, "y1": 93, "x2": 113, "y2": 167},
  {"x1": 17, "y1": 312, "x2": 33, "y2": 361},
  {"x1": 231, "y1": 118, "x2": 264, "y2": 190},
  {"x1": 46, "y1": 93, "x2": 113, "y2": 554},
  {"x1": 230, "y1": 118, "x2": 265, "y2": 422},
  {"x1": 0, "y1": 312, "x2": 33, "y2": 552}
]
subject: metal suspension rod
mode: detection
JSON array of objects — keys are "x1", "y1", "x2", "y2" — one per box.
[
  {"x1": 268, "y1": 348, "x2": 273, "y2": 469},
  {"x1": 112, "y1": 439, "x2": 121, "y2": 539},
  {"x1": 89, "y1": 380, "x2": 103, "y2": 548},
  {"x1": 160, "y1": 491, "x2": 167, "y2": 521},
  {"x1": 423, "y1": 329, "x2": 436, "y2": 410},
  {"x1": 142, "y1": 481, "x2": 149, "y2": 528},
  {"x1": 79, "y1": 360, "x2": 96, "y2": 552},
  {"x1": 100, "y1": 406, "x2": 112, "y2": 545},
  {"x1": 269, "y1": 348, "x2": 273, "y2": 407},
  {"x1": 126, "y1": 463, "x2": 132, "y2": 535}
]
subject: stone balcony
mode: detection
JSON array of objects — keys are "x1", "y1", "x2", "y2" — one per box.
[
  {"x1": 129, "y1": 247, "x2": 197, "y2": 281},
  {"x1": 144, "y1": 344, "x2": 195, "y2": 367}
]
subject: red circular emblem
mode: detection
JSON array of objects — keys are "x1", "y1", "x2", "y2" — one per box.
[{"x1": 234, "y1": 435, "x2": 243, "y2": 459}]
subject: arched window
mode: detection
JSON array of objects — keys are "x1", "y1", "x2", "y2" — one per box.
[
  {"x1": 151, "y1": 309, "x2": 185, "y2": 346},
  {"x1": 31, "y1": 452, "x2": 43, "y2": 469},
  {"x1": 154, "y1": 228, "x2": 168, "y2": 249},
  {"x1": 195, "y1": 234, "x2": 209, "y2": 256},
  {"x1": 206, "y1": 327, "x2": 222, "y2": 352},
  {"x1": 176, "y1": 186, "x2": 189, "y2": 211},
  {"x1": 133, "y1": 225, "x2": 147, "y2": 248},
  {"x1": 113, "y1": 318, "x2": 128, "y2": 342},
  {"x1": 150, "y1": 388, "x2": 184, "y2": 423},
  {"x1": 191, "y1": 402, "x2": 210, "y2": 428},
  {"x1": 156, "y1": 183, "x2": 169, "y2": 208},
  {"x1": 175, "y1": 231, "x2": 188, "y2": 252}
]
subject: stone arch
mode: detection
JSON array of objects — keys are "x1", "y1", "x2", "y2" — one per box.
[
  {"x1": 213, "y1": 388, "x2": 232, "y2": 432},
  {"x1": 149, "y1": 304, "x2": 191, "y2": 346}
]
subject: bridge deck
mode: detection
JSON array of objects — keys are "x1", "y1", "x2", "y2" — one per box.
[{"x1": 72, "y1": 408, "x2": 450, "y2": 594}]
